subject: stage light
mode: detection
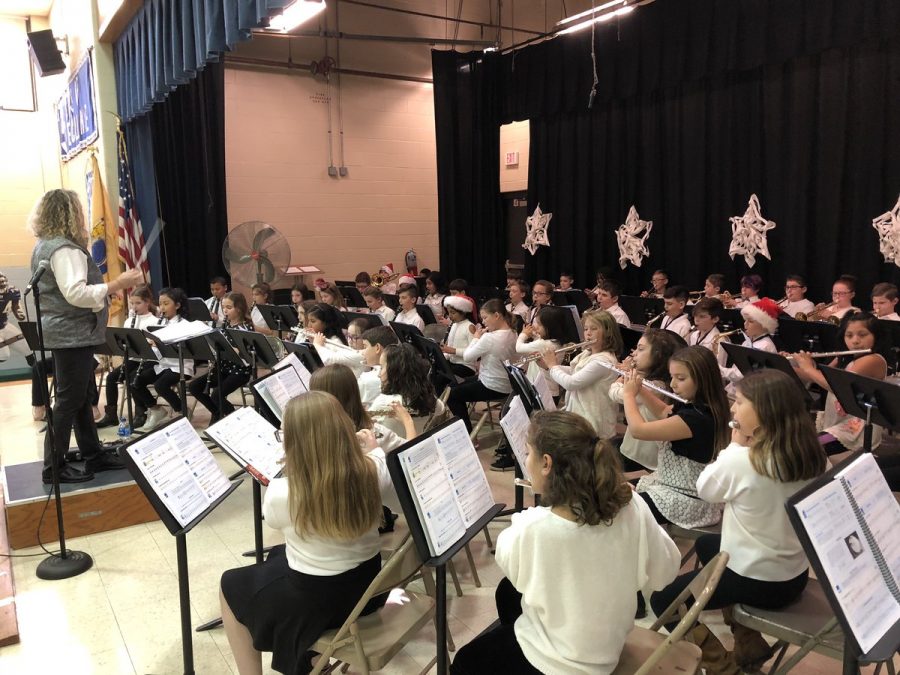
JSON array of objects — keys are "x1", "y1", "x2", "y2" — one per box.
[
  {"x1": 557, "y1": 0, "x2": 628, "y2": 27},
  {"x1": 557, "y1": 5, "x2": 634, "y2": 35},
  {"x1": 268, "y1": 0, "x2": 326, "y2": 32}
]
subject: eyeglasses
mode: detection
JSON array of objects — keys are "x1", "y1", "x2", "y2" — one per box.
[{"x1": 274, "y1": 429, "x2": 283, "y2": 442}]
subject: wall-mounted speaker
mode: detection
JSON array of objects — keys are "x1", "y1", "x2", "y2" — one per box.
[{"x1": 26, "y1": 29, "x2": 66, "y2": 77}]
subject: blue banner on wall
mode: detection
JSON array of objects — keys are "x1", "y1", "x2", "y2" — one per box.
[{"x1": 57, "y1": 52, "x2": 98, "y2": 161}]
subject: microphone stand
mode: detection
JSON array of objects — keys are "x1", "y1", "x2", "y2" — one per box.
[{"x1": 32, "y1": 281, "x2": 93, "y2": 580}]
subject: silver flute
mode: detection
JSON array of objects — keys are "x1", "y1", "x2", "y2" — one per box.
[{"x1": 604, "y1": 362, "x2": 688, "y2": 404}]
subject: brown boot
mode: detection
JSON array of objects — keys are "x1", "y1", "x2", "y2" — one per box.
[
  {"x1": 690, "y1": 624, "x2": 741, "y2": 675},
  {"x1": 722, "y1": 606, "x2": 775, "y2": 671}
]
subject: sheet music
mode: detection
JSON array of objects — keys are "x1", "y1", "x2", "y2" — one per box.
[
  {"x1": 529, "y1": 370, "x2": 557, "y2": 411},
  {"x1": 151, "y1": 320, "x2": 214, "y2": 343},
  {"x1": 499, "y1": 395, "x2": 532, "y2": 481},
  {"x1": 275, "y1": 352, "x2": 313, "y2": 390},
  {"x1": 206, "y1": 407, "x2": 284, "y2": 485},
  {"x1": 125, "y1": 417, "x2": 232, "y2": 528},
  {"x1": 254, "y1": 362, "x2": 308, "y2": 421},
  {"x1": 838, "y1": 454, "x2": 900, "y2": 593},
  {"x1": 433, "y1": 420, "x2": 496, "y2": 526},
  {"x1": 400, "y1": 437, "x2": 466, "y2": 556},
  {"x1": 795, "y1": 477, "x2": 900, "y2": 652}
]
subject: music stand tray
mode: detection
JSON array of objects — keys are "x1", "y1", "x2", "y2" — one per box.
[
  {"x1": 819, "y1": 365, "x2": 900, "y2": 452},
  {"x1": 411, "y1": 335, "x2": 457, "y2": 390},
  {"x1": 337, "y1": 286, "x2": 367, "y2": 308},
  {"x1": 619, "y1": 295, "x2": 664, "y2": 325},
  {"x1": 343, "y1": 311, "x2": 384, "y2": 331},
  {"x1": 720, "y1": 343, "x2": 812, "y2": 405},
  {"x1": 390, "y1": 321, "x2": 424, "y2": 345},
  {"x1": 226, "y1": 330, "x2": 280, "y2": 370},
  {"x1": 777, "y1": 317, "x2": 840, "y2": 353},
  {"x1": 415, "y1": 305, "x2": 437, "y2": 326},
  {"x1": 281, "y1": 341, "x2": 324, "y2": 371},
  {"x1": 255, "y1": 304, "x2": 299, "y2": 335},
  {"x1": 187, "y1": 297, "x2": 213, "y2": 323}
]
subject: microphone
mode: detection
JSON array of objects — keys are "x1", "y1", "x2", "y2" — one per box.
[{"x1": 24, "y1": 260, "x2": 50, "y2": 296}]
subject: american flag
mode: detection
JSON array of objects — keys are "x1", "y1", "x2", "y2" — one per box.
[{"x1": 117, "y1": 129, "x2": 151, "y2": 282}]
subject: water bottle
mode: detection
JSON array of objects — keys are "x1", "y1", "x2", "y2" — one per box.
[{"x1": 117, "y1": 416, "x2": 132, "y2": 440}]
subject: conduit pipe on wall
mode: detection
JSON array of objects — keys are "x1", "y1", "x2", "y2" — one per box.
[{"x1": 223, "y1": 55, "x2": 433, "y2": 84}]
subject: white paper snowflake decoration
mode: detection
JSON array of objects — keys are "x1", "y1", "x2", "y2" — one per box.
[
  {"x1": 522, "y1": 203, "x2": 552, "y2": 256},
  {"x1": 872, "y1": 195, "x2": 900, "y2": 267},
  {"x1": 616, "y1": 206, "x2": 653, "y2": 269},
  {"x1": 728, "y1": 194, "x2": 776, "y2": 267}
]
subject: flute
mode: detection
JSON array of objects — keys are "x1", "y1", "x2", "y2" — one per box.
[
  {"x1": 607, "y1": 362, "x2": 688, "y2": 403},
  {"x1": 786, "y1": 349, "x2": 871, "y2": 363},
  {"x1": 294, "y1": 329, "x2": 358, "y2": 351}
]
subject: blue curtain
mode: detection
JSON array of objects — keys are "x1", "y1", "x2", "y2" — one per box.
[
  {"x1": 114, "y1": 0, "x2": 290, "y2": 122},
  {"x1": 123, "y1": 116, "x2": 163, "y2": 286}
]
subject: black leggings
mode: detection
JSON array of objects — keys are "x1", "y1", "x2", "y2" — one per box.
[
  {"x1": 132, "y1": 367, "x2": 184, "y2": 413},
  {"x1": 188, "y1": 371, "x2": 249, "y2": 419},
  {"x1": 105, "y1": 360, "x2": 145, "y2": 410},
  {"x1": 447, "y1": 379, "x2": 508, "y2": 432},
  {"x1": 451, "y1": 578, "x2": 542, "y2": 674},
  {"x1": 649, "y1": 534, "x2": 808, "y2": 629}
]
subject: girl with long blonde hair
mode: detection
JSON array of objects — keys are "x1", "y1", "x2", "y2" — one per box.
[{"x1": 220, "y1": 392, "x2": 388, "y2": 675}]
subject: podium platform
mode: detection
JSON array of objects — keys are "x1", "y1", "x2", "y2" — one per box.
[{"x1": 2, "y1": 461, "x2": 159, "y2": 549}]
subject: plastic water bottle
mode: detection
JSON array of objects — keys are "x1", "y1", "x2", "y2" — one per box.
[{"x1": 117, "y1": 416, "x2": 132, "y2": 440}]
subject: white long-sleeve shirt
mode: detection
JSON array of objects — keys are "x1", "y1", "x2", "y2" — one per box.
[
  {"x1": 609, "y1": 379, "x2": 664, "y2": 469},
  {"x1": 497, "y1": 501, "x2": 680, "y2": 674},
  {"x1": 394, "y1": 308, "x2": 425, "y2": 332},
  {"x1": 605, "y1": 303, "x2": 632, "y2": 329},
  {"x1": 516, "y1": 335, "x2": 560, "y2": 397},
  {"x1": 697, "y1": 442, "x2": 815, "y2": 581},
  {"x1": 660, "y1": 313, "x2": 692, "y2": 339},
  {"x1": 49, "y1": 247, "x2": 108, "y2": 311},
  {"x1": 462, "y1": 328, "x2": 517, "y2": 393},
  {"x1": 548, "y1": 350, "x2": 619, "y2": 438}
]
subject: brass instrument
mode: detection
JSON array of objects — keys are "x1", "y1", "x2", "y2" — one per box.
[
  {"x1": 515, "y1": 339, "x2": 597, "y2": 366},
  {"x1": 712, "y1": 328, "x2": 743, "y2": 356},
  {"x1": 371, "y1": 271, "x2": 401, "y2": 287},
  {"x1": 795, "y1": 302, "x2": 840, "y2": 324},
  {"x1": 786, "y1": 349, "x2": 871, "y2": 364}
]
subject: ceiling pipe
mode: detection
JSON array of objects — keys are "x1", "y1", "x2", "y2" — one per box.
[{"x1": 224, "y1": 55, "x2": 433, "y2": 84}]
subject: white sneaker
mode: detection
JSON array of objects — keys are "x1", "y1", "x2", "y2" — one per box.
[{"x1": 137, "y1": 407, "x2": 169, "y2": 431}]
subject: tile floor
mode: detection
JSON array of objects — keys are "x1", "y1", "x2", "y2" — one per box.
[{"x1": 0, "y1": 378, "x2": 886, "y2": 673}]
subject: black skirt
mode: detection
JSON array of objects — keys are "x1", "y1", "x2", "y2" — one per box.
[{"x1": 221, "y1": 545, "x2": 386, "y2": 675}]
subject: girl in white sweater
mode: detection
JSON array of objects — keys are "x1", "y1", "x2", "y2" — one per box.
[
  {"x1": 650, "y1": 369, "x2": 827, "y2": 672},
  {"x1": 543, "y1": 310, "x2": 623, "y2": 438},
  {"x1": 451, "y1": 411, "x2": 680, "y2": 674},
  {"x1": 515, "y1": 305, "x2": 569, "y2": 398}
]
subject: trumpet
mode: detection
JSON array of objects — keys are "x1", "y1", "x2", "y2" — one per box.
[
  {"x1": 786, "y1": 349, "x2": 871, "y2": 364},
  {"x1": 514, "y1": 339, "x2": 596, "y2": 366},
  {"x1": 712, "y1": 328, "x2": 743, "y2": 356},
  {"x1": 371, "y1": 271, "x2": 401, "y2": 287},
  {"x1": 795, "y1": 302, "x2": 839, "y2": 324}
]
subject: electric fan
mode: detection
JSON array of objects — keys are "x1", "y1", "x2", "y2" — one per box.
[{"x1": 222, "y1": 221, "x2": 291, "y2": 286}]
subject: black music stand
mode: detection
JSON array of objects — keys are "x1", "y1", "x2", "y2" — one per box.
[
  {"x1": 778, "y1": 317, "x2": 840, "y2": 353},
  {"x1": 415, "y1": 305, "x2": 437, "y2": 326},
  {"x1": 120, "y1": 416, "x2": 242, "y2": 673},
  {"x1": 502, "y1": 364, "x2": 547, "y2": 514},
  {"x1": 227, "y1": 330, "x2": 280, "y2": 373},
  {"x1": 876, "y1": 318, "x2": 900, "y2": 373},
  {"x1": 411, "y1": 335, "x2": 457, "y2": 392},
  {"x1": 390, "y1": 321, "x2": 424, "y2": 346},
  {"x1": 386, "y1": 419, "x2": 504, "y2": 675},
  {"x1": 337, "y1": 285, "x2": 367, "y2": 308},
  {"x1": 107, "y1": 327, "x2": 160, "y2": 434},
  {"x1": 281, "y1": 340, "x2": 324, "y2": 371},
  {"x1": 147, "y1": 328, "x2": 210, "y2": 415},
  {"x1": 382, "y1": 293, "x2": 400, "y2": 311},
  {"x1": 620, "y1": 326, "x2": 643, "y2": 354},
  {"x1": 619, "y1": 295, "x2": 664, "y2": 325},
  {"x1": 720, "y1": 343, "x2": 813, "y2": 406},
  {"x1": 785, "y1": 452, "x2": 900, "y2": 675},
  {"x1": 343, "y1": 311, "x2": 384, "y2": 330},
  {"x1": 255, "y1": 304, "x2": 298, "y2": 340},
  {"x1": 819, "y1": 366, "x2": 900, "y2": 454},
  {"x1": 187, "y1": 297, "x2": 213, "y2": 324},
  {"x1": 202, "y1": 330, "x2": 249, "y2": 421}
]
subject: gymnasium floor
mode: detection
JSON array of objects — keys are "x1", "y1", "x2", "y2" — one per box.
[{"x1": 0, "y1": 378, "x2": 878, "y2": 673}]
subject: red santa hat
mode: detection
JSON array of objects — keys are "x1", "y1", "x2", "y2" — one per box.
[
  {"x1": 380, "y1": 263, "x2": 394, "y2": 275},
  {"x1": 398, "y1": 274, "x2": 416, "y2": 287},
  {"x1": 314, "y1": 278, "x2": 328, "y2": 290},
  {"x1": 741, "y1": 297, "x2": 780, "y2": 334},
  {"x1": 444, "y1": 295, "x2": 474, "y2": 315}
]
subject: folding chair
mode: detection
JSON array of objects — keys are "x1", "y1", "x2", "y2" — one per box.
[
  {"x1": 612, "y1": 551, "x2": 730, "y2": 674},
  {"x1": 667, "y1": 522, "x2": 722, "y2": 569}
]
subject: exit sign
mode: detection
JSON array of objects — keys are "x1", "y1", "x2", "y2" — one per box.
[{"x1": 505, "y1": 151, "x2": 519, "y2": 167}]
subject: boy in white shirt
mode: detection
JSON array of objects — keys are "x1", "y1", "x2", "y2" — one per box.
[
  {"x1": 595, "y1": 279, "x2": 632, "y2": 328},
  {"x1": 394, "y1": 284, "x2": 425, "y2": 331},
  {"x1": 362, "y1": 286, "x2": 395, "y2": 323},
  {"x1": 505, "y1": 280, "x2": 530, "y2": 324},
  {"x1": 779, "y1": 274, "x2": 815, "y2": 318},
  {"x1": 659, "y1": 286, "x2": 691, "y2": 338},
  {"x1": 205, "y1": 275, "x2": 228, "y2": 327},
  {"x1": 872, "y1": 282, "x2": 900, "y2": 321}
]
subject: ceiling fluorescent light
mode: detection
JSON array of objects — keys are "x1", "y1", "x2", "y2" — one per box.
[
  {"x1": 268, "y1": 0, "x2": 326, "y2": 32},
  {"x1": 557, "y1": 0, "x2": 627, "y2": 26},
  {"x1": 557, "y1": 6, "x2": 634, "y2": 35}
]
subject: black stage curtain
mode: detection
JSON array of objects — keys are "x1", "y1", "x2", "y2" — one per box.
[
  {"x1": 150, "y1": 61, "x2": 229, "y2": 297},
  {"x1": 432, "y1": 0, "x2": 900, "y2": 296}
]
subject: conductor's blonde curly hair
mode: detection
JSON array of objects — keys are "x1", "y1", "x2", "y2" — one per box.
[{"x1": 27, "y1": 189, "x2": 89, "y2": 249}]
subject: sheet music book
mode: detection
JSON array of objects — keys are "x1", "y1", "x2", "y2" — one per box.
[
  {"x1": 252, "y1": 362, "x2": 308, "y2": 422},
  {"x1": 529, "y1": 370, "x2": 557, "y2": 411},
  {"x1": 499, "y1": 395, "x2": 532, "y2": 481},
  {"x1": 793, "y1": 453, "x2": 900, "y2": 652},
  {"x1": 274, "y1": 352, "x2": 313, "y2": 390},
  {"x1": 206, "y1": 407, "x2": 285, "y2": 485},
  {"x1": 123, "y1": 417, "x2": 232, "y2": 528},
  {"x1": 149, "y1": 320, "x2": 215, "y2": 343},
  {"x1": 396, "y1": 419, "x2": 496, "y2": 557}
]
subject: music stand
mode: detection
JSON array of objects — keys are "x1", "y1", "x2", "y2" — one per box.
[
  {"x1": 255, "y1": 304, "x2": 298, "y2": 340},
  {"x1": 819, "y1": 366, "x2": 900, "y2": 454},
  {"x1": 390, "y1": 321, "x2": 424, "y2": 346},
  {"x1": 777, "y1": 317, "x2": 840, "y2": 353},
  {"x1": 202, "y1": 331, "x2": 249, "y2": 420},
  {"x1": 337, "y1": 285, "x2": 366, "y2": 309},
  {"x1": 620, "y1": 326, "x2": 643, "y2": 355},
  {"x1": 186, "y1": 297, "x2": 213, "y2": 324},
  {"x1": 720, "y1": 343, "x2": 813, "y2": 406},
  {"x1": 343, "y1": 311, "x2": 383, "y2": 330},
  {"x1": 281, "y1": 340, "x2": 324, "y2": 371},
  {"x1": 107, "y1": 327, "x2": 161, "y2": 433},
  {"x1": 227, "y1": 330, "x2": 280, "y2": 372},
  {"x1": 382, "y1": 293, "x2": 400, "y2": 311},
  {"x1": 411, "y1": 334, "x2": 457, "y2": 392},
  {"x1": 719, "y1": 308, "x2": 744, "y2": 332},
  {"x1": 502, "y1": 365, "x2": 546, "y2": 515},
  {"x1": 386, "y1": 418, "x2": 505, "y2": 675},
  {"x1": 876, "y1": 318, "x2": 900, "y2": 372},
  {"x1": 618, "y1": 295, "x2": 664, "y2": 325},
  {"x1": 145, "y1": 327, "x2": 211, "y2": 416},
  {"x1": 415, "y1": 305, "x2": 437, "y2": 326}
]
